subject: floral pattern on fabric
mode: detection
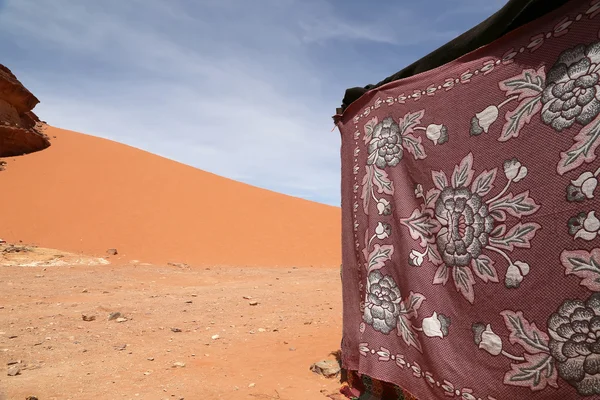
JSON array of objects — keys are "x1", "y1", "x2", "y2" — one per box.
[
  {"x1": 400, "y1": 153, "x2": 540, "y2": 303},
  {"x1": 471, "y1": 40, "x2": 600, "y2": 175},
  {"x1": 339, "y1": 2, "x2": 600, "y2": 399}
]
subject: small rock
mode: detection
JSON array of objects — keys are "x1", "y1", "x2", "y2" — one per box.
[
  {"x1": 7, "y1": 365, "x2": 20, "y2": 376},
  {"x1": 310, "y1": 359, "x2": 341, "y2": 378},
  {"x1": 82, "y1": 314, "x2": 96, "y2": 322},
  {"x1": 26, "y1": 397, "x2": 39, "y2": 400},
  {"x1": 258, "y1": 328, "x2": 266, "y2": 333},
  {"x1": 289, "y1": 347, "x2": 296, "y2": 351},
  {"x1": 106, "y1": 248, "x2": 118, "y2": 256},
  {"x1": 143, "y1": 371, "x2": 151, "y2": 375},
  {"x1": 185, "y1": 300, "x2": 192, "y2": 304},
  {"x1": 114, "y1": 344, "x2": 127, "y2": 351},
  {"x1": 108, "y1": 312, "x2": 122, "y2": 321},
  {"x1": 8, "y1": 335, "x2": 17, "y2": 339},
  {"x1": 249, "y1": 301, "x2": 259, "y2": 306},
  {"x1": 116, "y1": 317, "x2": 128, "y2": 323},
  {"x1": 82, "y1": 288, "x2": 88, "y2": 293},
  {"x1": 172, "y1": 362, "x2": 186, "y2": 368},
  {"x1": 147, "y1": 357, "x2": 154, "y2": 361},
  {"x1": 248, "y1": 383, "x2": 255, "y2": 388},
  {"x1": 167, "y1": 262, "x2": 189, "y2": 268},
  {"x1": 6, "y1": 360, "x2": 19, "y2": 366},
  {"x1": 171, "y1": 327, "x2": 182, "y2": 333},
  {"x1": 211, "y1": 334, "x2": 220, "y2": 340},
  {"x1": 243, "y1": 296, "x2": 252, "y2": 300}
]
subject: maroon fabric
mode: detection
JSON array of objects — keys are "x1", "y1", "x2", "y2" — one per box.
[{"x1": 338, "y1": 1, "x2": 600, "y2": 398}]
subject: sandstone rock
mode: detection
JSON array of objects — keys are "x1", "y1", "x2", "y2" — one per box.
[
  {"x1": 309, "y1": 359, "x2": 341, "y2": 378},
  {"x1": 0, "y1": 65, "x2": 50, "y2": 157},
  {"x1": 108, "y1": 312, "x2": 122, "y2": 321},
  {"x1": 7, "y1": 365, "x2": 20, "y2": 376},
  {"x1": 106, "y1": 248, "x2": 118, "y2": 256}
]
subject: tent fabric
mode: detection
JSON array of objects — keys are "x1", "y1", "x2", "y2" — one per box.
[
  {"x1": 337, "y1": 0, "x2": 600, "y2": 398},
  {"x1": 339, "y1": 0, "x2": 570, "y2": 113}
]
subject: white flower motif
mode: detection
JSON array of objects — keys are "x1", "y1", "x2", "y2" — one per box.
[
  {"x1": 514, "y1": 261, "x2": 530, "y2": 277},
  {"x1": 579, "y1": 211, "x2": 600, "y2": 240},
  {"x1": 479, "y1": 324, "x2": 503, "y2": 356},
  {"x1": 568, "y1": 171, "x2": 598, "y2": 201},
  {"x1": 569, "y1": 211, "x2": 600, "y2": 241},
  {"x1": 471, "y1": 105, "x2": 499, "y2": 134},
  {"x1": 375, "y1": 222, "x2": 391, "y2": 240},
  {"x1": 505, "y1": 263, "x2": 524, "y2": 288},
  {"x1": 409, "y1": 249, "x2": 424, "y2": 266},
  {"x1": 376, "y1": 198, "x2": 392, "y2": 215},
  {"x1": 414, "y1": 184, "x2": 424, "y2": 198},
  {"x1": 425, "y1": 124, "x2": 448, "y2": 145},
  {"x1": 503, "y1": 158, "x2": 528, "y2": 183},
  {"x1": 422, "y1": 311, "x2": 451, "y2": 338},
  {"x1": 422, "y1": 312, "x2": 443, "y2": 338}
]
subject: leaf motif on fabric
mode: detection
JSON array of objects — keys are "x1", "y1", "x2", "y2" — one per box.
[
  {"x1": 471, "y1": 168, "x2": 498, "y2": 196},
  {"x1": 397, "y1": 315, "x2": 423, "y2": 353},
  {"x1": 427, "y1": 245, "x2": 443, "y2": 265},
  {"x1": 500, "y1": 96, "x2": 543, "y2": 142},
  {"x1": 472, "y1": 255, "x2": 499, "y2": 283},
  {"x1": 558, "y1": 116, "x2": 600, "y2": 175},
  {"x1": 451, "y1": 153, "x2": 475, "y2": 188},
  {"x1": 372, "y1": 166, "x2": 394, "y2": 195},
  {"x1": 399, "y1": 291, "x2": 425, "y2": 320},
  {"x1": 503, "y1": 353, "x2": 558, "y2": 391},
  {"x1": 366, "y1": 244, "x2": 394, "y2": 273},
  {"x1": 400, "y1": 208, "x2": 438, "y2": 247},
  {"x1": 488, "y1": 191, "x2": 540, "y2": 218},
  {"x1": 431, "y1": 170, "x2": 449, "y2": 191},
  {"x1": 490, "y1": 209, "x2": 507, "y2": 222},
  {"x1": 499, "y1": 67, "x2": 546, "y2": 100},
  {"x1": 488, "y1": 222, "x2": 541, "y2": 251},
  {"x1": 490, "y1": 224, "x2": 507, "y2": 238},
  {"x1": 363, "y1": 117, "x2": 379, "y2": 146},
  {"x1": 433, "y1": 264, "x2": 449, "y2": 285},
  {"x1": 500, "y1": 310, "x2": 550, "y2": 354},
  {"x1": 402, "y1": 133, "x2": 427, "y2": 160},
  {"x1": 398, "y1": 110, "x2": 425, "y2": 136},
  {"x1": 453, "y1": 266, "x2": 475, "y2": 304},
  {"x1": 360, "y1": 166, "x2": 374, "y2": 214},
  {"x1": 424, "y1": 188, "x2": 440, "y2": 209},
  {"x1": 561, "y1": 248, "x2": 600, "y2": 291}
]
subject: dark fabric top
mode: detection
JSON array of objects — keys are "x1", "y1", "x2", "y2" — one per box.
[{"x1": 339, "y1": 0, "x2": 571, "y2": 112}]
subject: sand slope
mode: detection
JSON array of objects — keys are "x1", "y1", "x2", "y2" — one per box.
[{"x1": 0, "y1": 126, "x2": 341, "y2": 267}]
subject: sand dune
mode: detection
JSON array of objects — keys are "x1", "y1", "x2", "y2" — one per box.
[{"x1": 0, "y1": 126, "x2": 341, "y2": 267}]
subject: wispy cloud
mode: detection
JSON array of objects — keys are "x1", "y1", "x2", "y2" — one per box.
[{"x1": 0, "y1": 0, "x2": 502, "y2": 205}]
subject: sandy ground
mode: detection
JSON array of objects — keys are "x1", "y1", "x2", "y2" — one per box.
[{"x1": 0, "y1": 246, "x2": 343, "y2": 400}]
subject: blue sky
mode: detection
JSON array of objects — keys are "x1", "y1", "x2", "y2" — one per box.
[{"x1": 0, "y1": 0, "x2": 506, "y2": 206}]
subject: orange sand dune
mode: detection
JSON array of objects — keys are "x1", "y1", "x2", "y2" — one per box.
[{"x1": 0, "y1": 126, "x2": 341, "y2": 267}]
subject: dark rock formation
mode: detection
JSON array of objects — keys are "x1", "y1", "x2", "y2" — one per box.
[{"x1": 0, "y1": 64, "x2": 50, "y2": 157}]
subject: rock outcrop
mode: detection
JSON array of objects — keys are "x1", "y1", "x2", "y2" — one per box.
[{"x1": 0, "y1": 64, "x2": 50, "y2": 157}]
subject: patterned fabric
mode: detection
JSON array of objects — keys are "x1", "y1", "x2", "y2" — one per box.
[
  {"x1": 341, "y1": 370, "x2": 419, "y2": 400},
  {"x1": 337, "y1": 1, "x2": 600, "y2": 399}
]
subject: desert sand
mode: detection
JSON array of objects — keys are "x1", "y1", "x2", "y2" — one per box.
[
  {"x1": 0, "y1": 126, "x2": 340, "y2": 268},
  {"x1": 0, "y1": 127, "x2": 344, "y2": 399}
]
